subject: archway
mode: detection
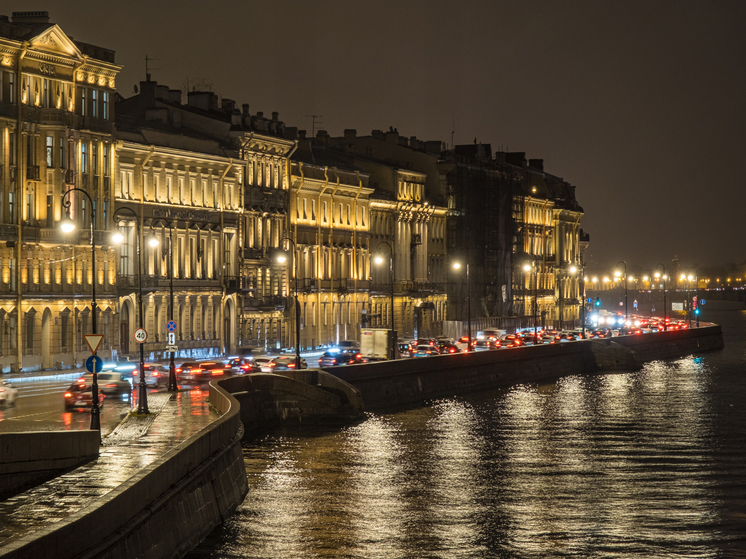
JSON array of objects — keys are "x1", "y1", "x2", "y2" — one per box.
[
  {"x1": 41, "y1": 308, "x2": 52, "y2": 369},
  {"x1": 120, "y1": 298, "x2": 135, "y2": 355},
  {"x1": 224, "y1": 298, "x2": 234, "y2": 355}
]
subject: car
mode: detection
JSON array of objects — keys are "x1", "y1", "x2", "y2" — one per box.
[
  {"x1": 116, "y1": 363, "x2": 168, "y2": 388},
  {"x1": 336, "y1": 340, "x2": 361, "y2": 351},
  {"x1": 270, "y1": 355, "x2": 308, "y2": 371},
  {"x1": 0, "y1": 380, "x2": 18, "y2": 406},
  {"x1": 175, "y1": 361, "x2": 201, "y2": 377},
  {"x1": 397, "y1": 341, "x2": 414, "y2": 358},
  {"x1": 64, "y1": 380, "x2": 105, "y2": 411},
  {"x1": 318, "y1": 348, "x2": 365, "y2": 367},
  {"x1": 473, "y1": 339, "x2": 498, "y2": 351},
  {"x1": 253, "y1": 356, "x2": 276, "y2": 373},
  {"x1": 179, "y1": 361, "x2": 231, "y2": 383},
  {"x1": 412, "y1": 344, "x2": 440, "y2": 358},
  {"x1": 227, "y1": 357, "x2": 260, "y2": 374},
  {"x1": 439, "y1": 343, "x2": 462, "y2": 354},
  {"x1": 78, "y1": 372, "x2": 132, "y2": 394}
]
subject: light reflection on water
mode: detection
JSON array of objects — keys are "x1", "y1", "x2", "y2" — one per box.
[{"x1": 188, "y1": 311, "x2": 746, "y2": 558}]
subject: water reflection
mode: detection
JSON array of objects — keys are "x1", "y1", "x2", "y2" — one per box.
[{"x1": 188, "y1": 312, "x2": 746, "y2": 558}]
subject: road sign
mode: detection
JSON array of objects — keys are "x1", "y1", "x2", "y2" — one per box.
[
  {"x1": 619, "y1": 302, "x2": 623, "y2": 306},
  {"x1": 166, "y1": 345, "x2": 178, "y2": 352},
  {"x1": 168, "y1": 332, "x2": 175, "y2": 345},
  {"x1": 86, "y1": 355, "x2": 103, "y2": 373},
  {"x1": 700, "y1": 299, "x2": 706, "y2": 305},
  {"x1": 134, "y1": 328, "x2": 148, "y2": 343},
  {"x1": 587, "y1": 298, "x2": 593, "y2": 303},
  {"x1": 84, "y1": 334, "x2": 104, "y2": 354},
  {"x1": 166, "y1": 321, "x2": 177, "y2": 332},
  {"x1": 633, "y1": 301, "x2": 638, "y2": 309}
]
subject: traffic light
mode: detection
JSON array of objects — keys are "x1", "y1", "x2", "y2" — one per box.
[
  {"x1": 595, "y1": 297, "x2": 601, "y2": 307},
  {"x1": 694, "y1": 308, "x2": 700, "y2": 316}
]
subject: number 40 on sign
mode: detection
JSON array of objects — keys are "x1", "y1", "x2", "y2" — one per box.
[{"x1": 134, "y1": 328, "x2": 147, "y2": 343}]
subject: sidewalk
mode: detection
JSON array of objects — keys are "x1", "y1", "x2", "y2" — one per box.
[{"x1": 0, "y1": 389, "x2": 219, "y2": 551}]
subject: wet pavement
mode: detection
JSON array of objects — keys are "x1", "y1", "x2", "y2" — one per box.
[{"x1": 0, "y1": 387, "x2": 219, "y2": 551}]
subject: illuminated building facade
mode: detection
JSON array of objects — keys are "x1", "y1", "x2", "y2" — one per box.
[
  {"x1": 288, "y1": 142, "x2": 373, "y2": 347},
  {"x1": 0, "y1": 11, "x2": 120, "y2": 371},
  {"x1": 321, "y1": 128, "x2": 448, "y2": 339},
  {"x1": 508, "y1": 153, "x2": 585, "y2": 328}
]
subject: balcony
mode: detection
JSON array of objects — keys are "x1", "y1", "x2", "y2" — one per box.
[
  {"x1": 26, "y1": 165, "x2": 40, "y2": 181},
  {"x1": 243, "y1": 294, "x2": 287, "y2": 310},
  {"x1": 78, "y1": 115, "x2": 113, "y2": 134},
  {"x1": 64, "y1": 169, "x2": 76, "y2": 185},
  {"x1": 243, "y1": 247, "x2": 266, "y2": 260}
]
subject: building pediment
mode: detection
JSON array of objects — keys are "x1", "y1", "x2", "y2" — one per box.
[{"x1": 28, "y1": 24, "x2": 83, "y2": 60}]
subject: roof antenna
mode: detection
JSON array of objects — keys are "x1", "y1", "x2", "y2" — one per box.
[
  {"x1": 305, "y1": 114, "x2": 323, "y2": 137},
  {"x1": 145, "y1": 55, "x2": 159, "y2": 82},
  {"x1": 451, "y1": 114, "x2": 455, "y2": 150}
]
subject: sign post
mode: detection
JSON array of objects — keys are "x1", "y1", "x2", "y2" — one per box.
[{"x1": 83, "y1": 334, "x2": 105, "y2": 431}]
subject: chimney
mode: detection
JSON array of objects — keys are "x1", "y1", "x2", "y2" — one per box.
[
  {"x1": 344, "y1": 129, "x2": 357, "y2": 141},
  {"x1": 272, "y1": 111, "x2": 279, "y2": 121},
  {"x1": 425, "y1": 140, "x2": 442, "y2": 155},
  {"x1": 256, "y1": 111, "x2": 263, "y2": 118},
  {"x1": 12, "y1": 11, "x2": 50, "y2": 23},
  {"x1": 529, "y1": 158, "x2": 544, "y2": 172},
  {"x1": 298, "y1": 130, "x2": 307, "y2": 140},
  {"x1": 242, "y1": 103, "x2": 250, "y2": 115},
  {"x1": 385, "y1": 126, "x2": 399, "y2": 144},
  {"x1": 222, "y1": 98, "x2": 236, "y2": 113},
  {"x1": 187, "y1": 91, "x2": 219, "y2": 111},
  {"x1": 139, "y1": 80, "x2": 157, "y2": 104},
  {"x1": 168, "y1": 89, "x2": 181, "y2": 104},
  {"x1": 155, "y1": 85, "x2": 169, "y2": 100}
]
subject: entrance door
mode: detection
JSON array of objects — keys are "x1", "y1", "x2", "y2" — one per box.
[
  {"x1": 120, "y1": 320, "x2": 129, "y2": 355},
  {"x1": 42, "y1": 308, "x2": 52, "y2": 369}
]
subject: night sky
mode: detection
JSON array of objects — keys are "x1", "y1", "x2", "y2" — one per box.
[{"x1": 27, "y1": 0, "x2": 746, "y2": 273}]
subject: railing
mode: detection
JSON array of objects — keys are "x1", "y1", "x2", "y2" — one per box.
[
  {"x1": 64, "y1": 169, "x2": 76, "y2": 185},
  {"x1": 243, "y1": 295, "x2": 287, "y2": 309},
  {"x1": 243, "y1": 247, "x2": 266, "y2": 260},
  {"x1": 26, "y1": 165, "x2": 41, "y2": 181}
]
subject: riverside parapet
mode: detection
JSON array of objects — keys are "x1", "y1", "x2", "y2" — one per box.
[{"x1": 325, "y1": 325, "x2": 724, "y2": 410}]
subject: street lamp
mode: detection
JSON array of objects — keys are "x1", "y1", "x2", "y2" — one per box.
[
  {"x1": 615, "y1": 261, "x2": 627, "y2": 326},
  {"x1": 112, "y1": 207, "x2": 148, "y2": 414},
  {"x1": 151, "y1": 220, "x2": 178, "y2": 391},
  {"x1": 680, "y1": 269, "x2": 697, "y2": 328},
  {"x1": 375, "y1": 241, "x2": 396, "y2": 359},
  {"x1": 654, "y1": 264, "x2": 668, "y2": 331},
  {"x1": 60, "y1": 188, "x2": 100, "y2": 430},
  {"x1": 523, "y1": 262, "x2": 538, "y2": 340},
  {"x1": 278, "y1": 237, "x2": 301, "y2": 370},
  {"x1": 453, "y1": 260, "x2": 471, "y2": 350}
]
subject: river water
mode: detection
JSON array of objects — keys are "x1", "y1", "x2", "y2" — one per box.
[{"x1": 187, "y1": 307, "x2": 746, "y2": 558}]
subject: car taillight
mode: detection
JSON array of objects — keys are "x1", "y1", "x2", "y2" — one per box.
[
  {"x1": 288, "y1": 363, "x2": 296, "y2": 369},
  {"x1": 105, "y1": 384, "x2": 116, "y2": 388},
  {"x1": 269, "y1": 362, "x2": 275, "y2": 367},
  {"x1": 176, "y1": 368, "x2": 182, "y2": 374},
  {"x1": 449, "y1": 348, "x2": 456, "y2": 353},
  {"x1": 211, "y1": 370, "x2": 224, "y2": 376},
  {"x1": 64, "y1": 392, "x2": 72, "y2": 398},
  {"x1": 225, "y1": 364, "x2": 231, "y2": 369},
  {"x1": 332, "y1": 359, "x2": 337, "y2": 365},
  {"x1": 318, "y1": 359, "x2": 323, "y2": 364}
]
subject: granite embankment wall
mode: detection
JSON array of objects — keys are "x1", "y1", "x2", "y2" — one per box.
[
  {"x1": 0, "y1": 430, "x2": 100, "y2": 499},
  {"x1": 328, "y1": 325, "x2": 724, "y2": 411},
  {"x1": 1, "y1": 383, "x2": 247, "y2": 559}
]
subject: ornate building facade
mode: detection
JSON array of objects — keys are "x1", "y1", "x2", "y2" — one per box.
[{"x1": 0, "y1": 11, "x2": 120, "y2": 371}]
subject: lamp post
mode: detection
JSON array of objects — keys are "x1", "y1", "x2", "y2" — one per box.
[
  {"x1": 568, "y1": 265, "x2": 578, "y2": 331},
  {"x1": 60, "y1": 188, "x2": 100, "y2": 430},
  {"x1": 375, "y1": 241, "x2": 396, "y2": 360},
  {"x1": 278, "y1": 237, "x2": 301, "y2": 370},
  {"x1": 615, "y1": 260, "x2": 627, "y2": 326},
  {"x1": 523, "y1": 262, "x2": 537, "y2": 340},
  {"x1": 151, "y1": 220, "x2": 178, "y2": 391},
  {"x1": 680, "y1": 270, "x2": 697, "y2": 328},
  {"x1": 453, "y1": 260, "x2": 471, "y2": 350},
  {"x1": 655, "y1": 264, "x2": 668, "y2": 331},
  {"x1": 113, "y1": 207, "x2": 148, "y2": 414}
]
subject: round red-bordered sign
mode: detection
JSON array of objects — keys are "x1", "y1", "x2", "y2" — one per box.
[{"x1": 134, "y1": 328, "x2": 148, "y2": 343}]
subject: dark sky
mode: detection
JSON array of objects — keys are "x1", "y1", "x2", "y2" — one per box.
[{"x1": 27, "y1": 0, "x2": 746, "y2": 273}]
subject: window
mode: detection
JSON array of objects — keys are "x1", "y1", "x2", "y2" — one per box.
[
  {"x1": 190, "y1": 178, "x2": 196, "y2": 204},
  {"x1": 303, "y1": 198, "x2": 307, "y2": 220},
  {"x1": 81, "y1": 143, "x2": 87, "y2": 173},
  {"x1": 8, "y1": 72, "x2": 14, "y2": 104},
  {"x1": 323, "y1": 201, "x2": 328, "y2": 223},
  {"x1": 91, "y1": 90, "x2": 98, "y2": 117},
  {"x1": 167, "y1": 175, "x2": 173, "y2": 201},
  {"x1": 92, "y1": 143, "x2": 98, "y2": 175},
  {"x1": 24, "y1": 76, "x2": 31, "y2": 104},
  {"x1": 102, "y1": 91, "x2": 109, "y2": 119},
  {"x1": 46, "y1": 136, "x2": 53, "y2": 167},
  {"x1": 103, "y1": 145, "x2": 109, "y2": 175},
  {"x1": 60, "y1": 138, "x2": 65, "y2": 169},
  {"x1": 347, "y1": 204, "x2": 351, "y2": 225},
  {"x1": 179, "y1": 176, "x2": 184, "y2": 202},
  {"x1": 43, "y1": 78, "x2": 50, "y2": 108},
  {"x1": 212, "y1": 181, "x2": 218, "y2": 207},
  {"x1": 311, "y1": 200, "x2": 316, "y2": 221},
  {"x1": 60, "y1": 314, "x2": 68, "y2": 349},
  {"x1": 79, "y1": 87, "x2": 86, "y2": 116}
]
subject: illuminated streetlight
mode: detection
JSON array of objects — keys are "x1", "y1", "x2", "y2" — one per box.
[
  {"x1": 453, "y1": 260, "x2": 472, "y2": 349},
  {"x1": 375, "y1": 241, "x2": 396, "y2": 359},
  {"x1": 524, "y1": 262, "x2": 537, "y2": 339},
  {"x1": 278, "y1": 238, "x2": 301, "y2": 370}
]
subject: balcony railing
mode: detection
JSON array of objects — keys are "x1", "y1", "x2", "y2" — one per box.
[
  {"x1": 26, "y1": 165, "x2": 40, "y2": 181},
  {"x1": 64, "y1": 169, "x2": 76, "y2": 185}
]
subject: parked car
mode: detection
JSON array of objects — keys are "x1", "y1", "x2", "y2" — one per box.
[
  {"x1": 253, "y1": 356, "x2": 276, "y2": 373},
  {"x1": 228, "y1": 357, "x2": 260, "y2": 374},
  {"x1": 64, "y1": 380, "x2": 105, "y2": 411},
  {"x1": 270, "y1": 355, "x2": 308, "y2": 371},
  {"x1": 179, "y1": 361, "x2": 231, "y2": 383},
  {"x1": 78, "y1": 372, "x2": 132, "y2": 394},
  {"x1": 0, "y1": 380, "x2": 18, "y2": 406},
  {"x1": 318, "y1": 349, "x2": 364, "y2": 367}
]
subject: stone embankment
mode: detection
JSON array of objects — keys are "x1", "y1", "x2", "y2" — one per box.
[{"x1": 326, "y1": 325, "x2": 724, "y2": 410}]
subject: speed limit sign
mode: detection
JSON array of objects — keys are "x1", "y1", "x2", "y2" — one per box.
[{"x1": 134, "y1": 328, "x2": 148, "y2": 343}]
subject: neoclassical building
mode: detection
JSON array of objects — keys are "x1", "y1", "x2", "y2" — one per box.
[
  {"x1": 0, "y1": 11, "x2": 120, "y2": 371},
  {"x1": 289, "y1": 142, "x2": 373, "y2": 347}
]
